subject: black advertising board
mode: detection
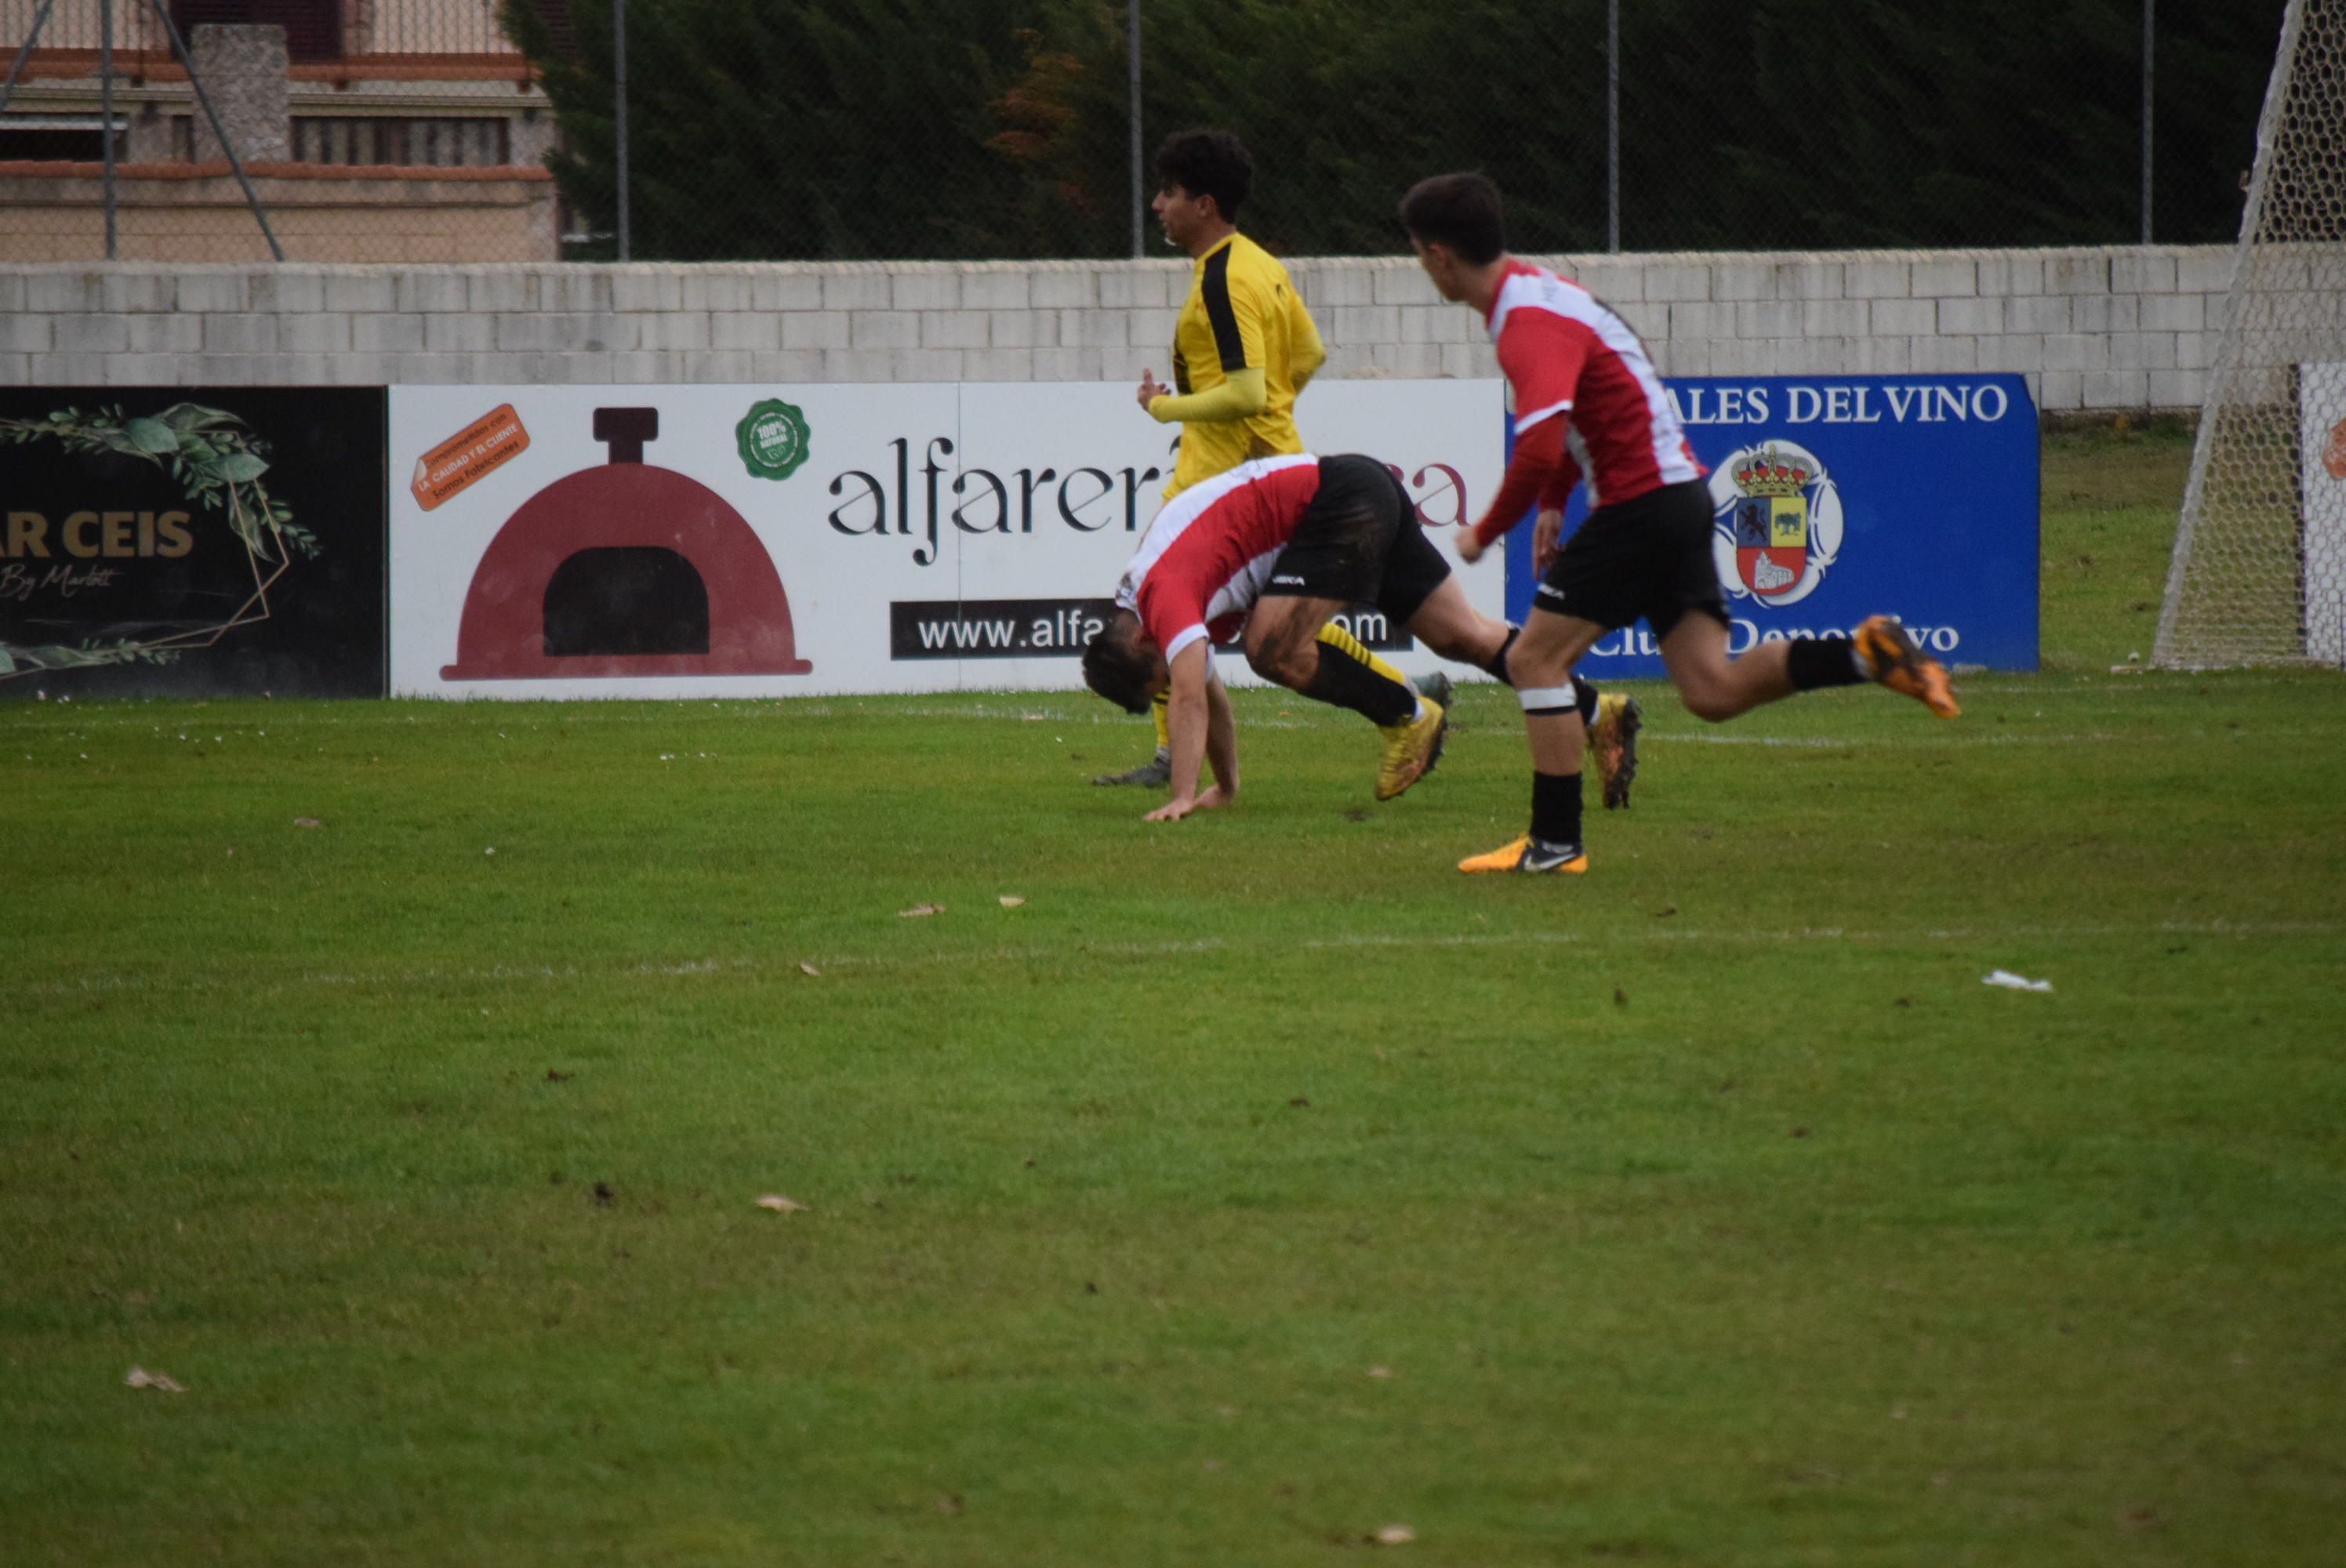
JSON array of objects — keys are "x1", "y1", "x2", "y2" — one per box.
[{"x1": 0, "y1": 387, "x2": 387, "y2": 697}]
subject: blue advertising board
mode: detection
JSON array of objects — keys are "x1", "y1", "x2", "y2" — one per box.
[{"x1": 1502, "y1": 374, "x2": 2038, "y2": 676}]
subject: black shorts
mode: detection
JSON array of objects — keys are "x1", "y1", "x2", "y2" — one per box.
[
  {"x1": 1261, "y1": 454, "x2": 1452, "y2": 625},
  {"x1": 1532, "y1": 477, "x2": 1727, "y2": 639}
]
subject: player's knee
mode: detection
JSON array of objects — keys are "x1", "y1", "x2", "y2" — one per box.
[
  {"x1": 1503, "y1": 638, "x2": 1563, "y2": 690},
  {"x1": 1247, "y1": 636, "x2": 1313, "y2": 689},
  {"x1": 1680, "y1": 684, "x2": 1738, "y2": 723}
]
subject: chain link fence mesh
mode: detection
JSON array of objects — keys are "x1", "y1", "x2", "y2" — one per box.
[
  {"x1": 0, "y1": 0, "x2": 2297, "y2": 265},
  {"x1": 2156, "y1": 0, "x2": 2346, "y2": 666}
]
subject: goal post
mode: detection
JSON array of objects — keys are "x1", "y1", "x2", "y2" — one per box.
[{"x1": 2155, "y1": 0, "x2": 2346, "y2": 668}]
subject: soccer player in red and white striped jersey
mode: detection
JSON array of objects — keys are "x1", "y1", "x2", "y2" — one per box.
[
  {"x1": 1401, "y1": 172, "x2": 1959, "y2": 877},
  {"x1": 1082, "y1": 452, "x2": 1517, "y2": 821}
]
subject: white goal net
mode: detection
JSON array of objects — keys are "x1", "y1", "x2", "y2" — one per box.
[{"x1": 2156, "y1": 0, "x2": 2346, "y2": 667}]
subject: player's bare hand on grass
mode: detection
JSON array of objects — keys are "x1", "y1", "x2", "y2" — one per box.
[
  {"x1": 1144, "y1": 785, "x2": 1233, "y2": 822},
  {"x1": 1136, "y1": 369, "x2": 1171, "y2": 412},
  {"x1": 1532, "y1": 507, "x2": 1564, "y2": 573}
]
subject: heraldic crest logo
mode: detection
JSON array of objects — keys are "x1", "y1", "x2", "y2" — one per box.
[
  {"x1": 1708, "y1": 439, "x2": 1843, "y2": 608},
  {"x1": 735, "y1": 397, "x2": 812, "y2": 482}
]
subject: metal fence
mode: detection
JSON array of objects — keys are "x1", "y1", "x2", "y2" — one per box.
[{"x1": 0, "y1": 0, "x2": 2293, "y2": 266}]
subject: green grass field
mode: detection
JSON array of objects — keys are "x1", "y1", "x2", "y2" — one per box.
[{"x1": 5, "y1": 422, "x2": 2344, "y2": 1565}]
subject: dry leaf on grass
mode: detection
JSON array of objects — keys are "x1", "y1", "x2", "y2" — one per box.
[
  {"x1": 797, "y1": 961, "x2": 821, "y2": 978},
  {"x1": 292, "y1": 817, "x2": 321, "y2": 829},
  {"x1": 898, "y1": 903, "x2": 944, "y2": 918},
  {"x1": 754, "y1": 1194, "x2": 808, "y2": 1214},
  {"x1": 1372, "y1": 1525, "x2": 1416, "y2": 1545},
  {"x1": 997, "y1": 895, "x2": 1026, "y2": 908},
  {"x1": 124, "y1": 1367, "x2": 186, "y2": 1393}
]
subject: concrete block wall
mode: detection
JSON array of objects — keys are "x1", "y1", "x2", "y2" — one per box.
[{"x1": 0, "y1": 245, "x2": 2234, "y2": 412}]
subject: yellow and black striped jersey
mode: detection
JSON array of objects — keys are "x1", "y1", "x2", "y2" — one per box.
[{"x1": 1165, "y1": 233, "x2": 1322, "y2": 498}]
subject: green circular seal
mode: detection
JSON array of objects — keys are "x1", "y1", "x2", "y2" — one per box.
[{"x1": 735, "y1": 397, "x2": 812, "y2": 481}]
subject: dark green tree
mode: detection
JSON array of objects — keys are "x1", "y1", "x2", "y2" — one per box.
[
  {"x1": 505, "y1": 0, "x2": 1065, "y2": 260},
  {"x1": 503, "y1": 0, "x2": 2286, "y2": 260}
]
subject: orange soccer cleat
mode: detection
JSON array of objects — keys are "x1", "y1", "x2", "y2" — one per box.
[
  {"x1": 1854, "y1": 615, "x2": 1960, "y2": 718},
  {"x1": 1458, "y1": 834, "x2": 1589, "y2": 875}
]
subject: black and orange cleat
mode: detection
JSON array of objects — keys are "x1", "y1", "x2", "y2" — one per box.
[
  {"x1": 1458, "y1": 834, "x2": 1589, "y2": 875},
  {"x1": 1854, "y1": 615, "x2": 1960, "y2": 718}
]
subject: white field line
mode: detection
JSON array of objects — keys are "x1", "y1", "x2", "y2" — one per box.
[
  {"x1": 4, "y1": 717, "x2": 2326, "y2": 751},
  {"x1": 5, "y1": 699, "x2": 2329, "y2": 751},
  {"x1": 19, "y1": 918, "x2": 2341, "y2": 1003},
  {"x1": 0, "y1": 668, "x2": 2326, "y2": 737}
]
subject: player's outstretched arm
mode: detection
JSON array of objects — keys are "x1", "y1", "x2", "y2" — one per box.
[
  {"x1": 1202, "y1": 666, "x2": 1239, "y2": 805},
  {"x1": 1145, "y1": 641, "x2": 1230, "y2": 822},
  {"x1": 1458, "y1": 416, "x2": 1570, "y2": 563}
]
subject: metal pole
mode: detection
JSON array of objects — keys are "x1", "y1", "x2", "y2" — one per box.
[
  {"x1": 0, "y1": 0, "x2": 62, "y2": 117},
  {"x1": 1606, "y1": 0, "x2": 1620, "y2": 252},
  {"x1": 1128, "y1": 0, "x2": 1143, "y2": 257},
  {"x1": 144, "y1": 0, "x2": 284, "y2": 260},
  {"x1": 100, "y1": 0, "x2": 117, "y2": 258},
  {"x1": 613, "y1": 0, "x2": 630, "y2": 260},
  {"x1": 2141, "y1": 0, "x2": 2155, "y2": 244}
]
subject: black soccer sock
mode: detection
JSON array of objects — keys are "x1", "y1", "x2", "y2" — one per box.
[
  {"x1": 1480, "y1": 626, "x2": 1520, "y2": 687},
  {"x1": 1785, "y1": 634, "x2": 1867, "y2": 691},
  {"x1": 1530, "y1": 769, "x2": 1584, "y2": 848},
  {"x1": 1301, "y1": 641, "x2": 1418, "y2": 726},
  {"x1": 1574, "y1": 673, "x2": 1601, "y2": 725}
]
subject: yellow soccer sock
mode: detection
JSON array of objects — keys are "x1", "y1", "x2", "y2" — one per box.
[{"x1": 1316, "y1": 622, "x2": 1419, "y2": 713}]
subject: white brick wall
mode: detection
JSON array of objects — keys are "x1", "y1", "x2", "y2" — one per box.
[{"x1": 0, "y1": 247, "x2": 2236, "y2": 410}]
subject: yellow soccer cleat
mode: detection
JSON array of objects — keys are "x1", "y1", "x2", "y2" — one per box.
[
  {"x1": 1854, "y1": 615, "x2": 1960, "y2": 718},
  {"x1": 1374, "y1": 696, "x2": 1448, "y2": 801},
  {"x1": 1457, "y1": 834, "x2": 1589, "y2": 874},
  {"x1": 1587, "y1": 692, "x2": 1643, "y2": 809}
]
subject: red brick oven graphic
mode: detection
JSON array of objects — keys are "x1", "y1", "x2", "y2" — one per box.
[{"x1": 441, "y1": 407, "x2": 813, "y2": 680}]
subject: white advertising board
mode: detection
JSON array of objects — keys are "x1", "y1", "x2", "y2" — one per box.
[
  {"x1": 2301, "y1": 361, "x2": 2346, "y2": 666},
  {"x1": 388, "y1": 380, "x2": 1504, "y2": 699}
]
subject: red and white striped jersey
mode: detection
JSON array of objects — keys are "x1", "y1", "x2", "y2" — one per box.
[
  {"x1": 1487, "y1": 260, "x2": 1703, "y2": 508},
  {"x1": 1114, "y1": 454, "x2": 1322, "y2": 660}
]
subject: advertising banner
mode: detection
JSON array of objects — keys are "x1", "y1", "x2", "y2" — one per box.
[
  {"x1": 1505, "y1": 374, "x2": 2039, "y2": 675},
  {"x1": 388, "y1": 381, "x2": 1506, "y2": 699},
  {"x1": 2300, "y1": 361, "x2": 2346, "y2": 666},
  {"x1": 0, "y1": 387, "x2": 387, "y2": 697}
]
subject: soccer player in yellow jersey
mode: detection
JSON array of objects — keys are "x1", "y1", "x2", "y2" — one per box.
[{"x1": 1095, "y1": 128, "x2": 1451, "y2": 793}]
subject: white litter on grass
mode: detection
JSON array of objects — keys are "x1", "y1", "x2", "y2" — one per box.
[
  {"x1": 1983, "y1": 969, "x2": 2054, "y2": 993},
  {"x1": 754, "y1": 1194, "x2": 808, "y2": 1214},
  {"x1": 124, "y1": 1367, "x2": 187, "y2": 1393}
]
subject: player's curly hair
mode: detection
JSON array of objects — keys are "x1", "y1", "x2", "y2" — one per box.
[
  {"x1": 1155, "y1": 129, "x2": 1254, "y2": 221},
  {"x1": 1082, "y1": 610, "x2": 1159, "y2": 716},
  {"x1": 1400, "y1": 172, "x2": 1506, "y2": 266}
]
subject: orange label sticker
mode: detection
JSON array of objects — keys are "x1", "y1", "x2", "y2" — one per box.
[
  {"x1": 412, "y1": 405, "x2": 530, "y2": 511},
  {"x1": 2325, "y1": 416, "x2": 2346, "y2": 481}
]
